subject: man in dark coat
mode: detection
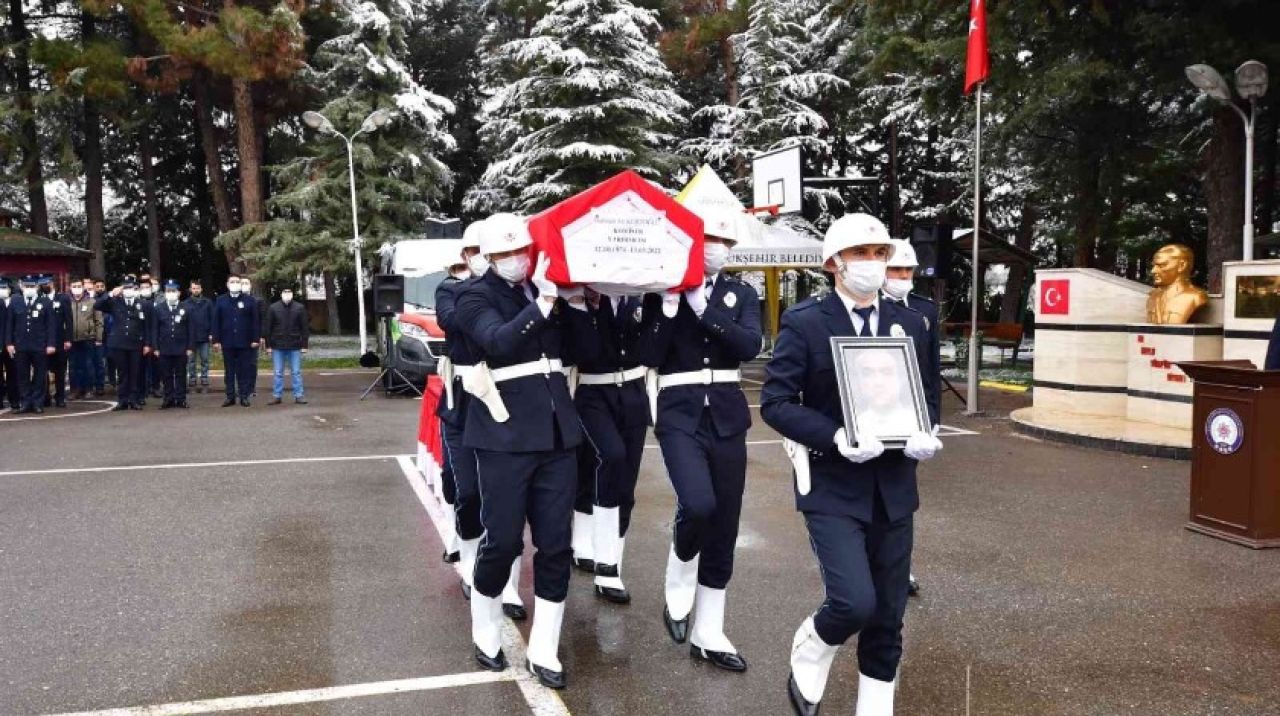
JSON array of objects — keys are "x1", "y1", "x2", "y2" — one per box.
[
  {"x1": 5, "y1": 275, "x2": 57, "y2": 413},
  {"x1": 263, "y1": 284, "x2": 310, "y2": 404},
  {"x1": 150, "y1": 280, "x2": 194, "y2": 408},
  {"x1": 95, "y1": 275, "x2": 153, "y2": 411},
  {"x1": 212, "y1": 274, "x2": 260, "y2": 407}
]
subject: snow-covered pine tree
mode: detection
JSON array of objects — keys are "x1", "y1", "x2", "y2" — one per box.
[
  {"x1": 464, "y1": 0, "x2": 690, "y2": 214},
  {"x1": 235, "y1": 0, "x2": 456, "y2": 284}
]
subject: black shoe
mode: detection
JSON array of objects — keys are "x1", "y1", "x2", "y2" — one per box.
[
  {"x1": 594, "y1": 584, "x2": 631, "y2": 604},
  {"x1": 907, "y1": 575, "x2": 920, "y2": 597},
  {"x1": 94, "y1": 388, "x2": 105, "y2": 397},
  {"x1": 32, "y1": 406, "x2": 44, "y2": 414},
  {"x1": 128, "y1": 403, "x2": 143, "y2": 411},
  {"x1": 295, "y1": 397, "x2": 308, "y2": 404},
  {"x1": 222, "y1": 398, "x2": 236, "y2": 407},
  {"x1": 178, "y1": 401, "x2": 189, "y2": 409},
  {"x1": 788, "y1": 673, "x2": 821, "y2": 716},
  {"x1": 690, "y1": 643, "x2": 747, "y2": 672},
  {"x1": 112, "y1": 403, "x2": 130, "y2": 412},
  {"x1": 159, "y1": 402, "x2": 171, "y2": 410},
  {"x1": 54, "y1": 399, "x2": 66, "y2": 408},
  {"x1": 239, "y1": 398, "x2": 251, "y2": 407},
  {"x1": 442, "y1": 550, "x2": 460, "y2": 564},
  {"x1": 572, "y1": 557, "x2": 595, "y2": 573},
  {"x1": 137, "y1": 399, "x2": 146, "y2": 407},
  {"x1": 503, "y1": 603, "x2": 528, "y2": 621},
  {"x1": 149, "y1": 389, "x2": 162, "y2": 398},
  {"x1": 525, "y1": 658, "x2": 566, "y2": 689},
  {"x1": 462, "y1": 582, "x2": 472, "y2": 601},
  {"x1": 664, "y1": 605, "x2": 689, "y2": 644},
  {"x1": 474, "y1": 646, "x2": 508, "y2": 672}
]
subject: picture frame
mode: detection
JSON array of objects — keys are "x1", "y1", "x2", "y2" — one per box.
[{"x1": 830, "y1": 336, "x2": 930, "y2": 449}]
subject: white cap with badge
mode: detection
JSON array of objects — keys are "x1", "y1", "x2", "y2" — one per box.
[{"x1": 822, "y1": 213, "x2": 895, "y2": 265}]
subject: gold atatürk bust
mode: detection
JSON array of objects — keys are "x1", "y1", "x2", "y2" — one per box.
[{"x1": 1146, "y1": 243, "x2": 1208, "y2": 324}]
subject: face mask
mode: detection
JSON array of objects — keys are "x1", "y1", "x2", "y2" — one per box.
[
  {"x1": 838, "y1": 260, "x2": 887, "y2": 299},
  {"x1": 71, "y1": 287, "x2": 84, "y2": 298},
  {"x1": 140, "y1": 287, "x2": 154, "y2": 298},
  {"x1": 166, "y1": 292, "x2": 180, "y2": 304},
  {"x1": 703, "y1": 243, "x2": 731, "y2": 275},
  {"x1": 492, "y1": 254, "x2": 531, "y2": 283},
  {"x1": 883, "y1": 278, "x2": 913, "y2": 301},
  {"x1": 228, "y1": 283, "x2": 241, "y2": 295},
  {"x1": 242, "y1": 283, "x2": 252, "y2": 294},
  {"x1": 0, "y1": 288, "x2": 9, "y2": 299},
  {"x1": 42, "y1": 285, "x2": 53, "y2": 294},
  {"x1": 467, "y1": 254, "x2": 490, "y2": 276},
  {"x1": 123, "y1": 288, "x2": 139, "y2": 299},
  {"x1": 281, "y1": 292, "x2": 293, "y2": 304},
  {"x1": 23, "y1": 287, "x2": 37, "y2": 299}
]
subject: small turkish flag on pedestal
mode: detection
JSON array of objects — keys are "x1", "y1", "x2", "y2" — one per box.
[
  {"x1": 1040, "y1": 279, "x2": 1070, "y2": 315},
  {"x1": 527, "y1": 170, "x2": 705, "y2": 294}
]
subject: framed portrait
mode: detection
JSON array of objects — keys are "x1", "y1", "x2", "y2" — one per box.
[{"x1": 830, "y1": 336, "x2": 930, "y2": 449}]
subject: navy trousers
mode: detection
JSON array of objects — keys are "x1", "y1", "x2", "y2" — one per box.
[
  {"x1": 656, "y1": 409, "x2": 747, "y2": 590},
  {"x1": 574, "y1": 444, "x2": 596, "y2": 515},
  {"x1": 14, "y1": 350, "x2": 48, "y2": 410},
  {"x1": 0, "y1": 350, "x2": 18, "y2": 407},
  {"x1": 111, "y1": 349, "x2": 142, "y2": 406},
  {"x1": 46, "y1": 348, "x2": 67, "y2": 403},
  {"x1": 804, "y1": 500, "x2": 913, "y2": 682},
  {"x1": 441, "y1": 420, "x2": 483, "y2": 541},
  {"x1": 223, "y1": 347, "x2": 255, "y2": 399},
  {"x1": 159, "y1": 354, "x2": 188, "y2": 404},
  {"x1": 474, "y1": 447, "x2": 576, "y2": 602},
  {"x1": 577, "y1": 386, "x2": 647, "y2": 535}
]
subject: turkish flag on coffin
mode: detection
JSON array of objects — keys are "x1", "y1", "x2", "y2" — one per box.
[{"x1": 527, "y1": 170, "x2": 705, "y2": 294}]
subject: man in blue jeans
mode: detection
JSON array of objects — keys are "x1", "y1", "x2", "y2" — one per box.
[
  {"x1": 183, "y1": 280, "x2": 214, "y2": 392},
  {"x1": 263, "y1": 284, "x2": 309, "y2": 404}
]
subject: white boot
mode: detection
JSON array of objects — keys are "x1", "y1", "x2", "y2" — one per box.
[
  {"x1": 592, "y1": 507, "x2": 625, "y2": 591},
  {"x1": 854, "y1": 672, "x2": 896, "y2": 716},
  {"x1": 470, "y1": 590, "x2": 504, "y2": 660},
  {"x1": 690, "y1": 585, "x2": 737, "y2": 654},
  {"x1": 664, "y1": 544, "x2": 699, "y2": 621},
  {"x1": 526, "y1": 597, "x2": 566, "y2": 672},
  {"x1": 571, "y1": 510, "x2": 594, "y2": 567},
  {"x1": 790, "y1": 616, "x2": 840, "y2": 706},
  {"x1": 502, "y1": 556, "x2": 524, "y2": 607},
  {"x1": 458, "y1": 538, "x2": 480, "y2": 588}
]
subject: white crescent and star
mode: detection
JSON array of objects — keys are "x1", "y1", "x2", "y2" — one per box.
[{"x1": 1044, "y1": 287, "x2": 1062, "y2": 308}]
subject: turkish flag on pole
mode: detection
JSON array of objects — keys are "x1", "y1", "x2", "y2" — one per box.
[{"x1": 964, "y1": 0, "x2": 989, "y2": 94}]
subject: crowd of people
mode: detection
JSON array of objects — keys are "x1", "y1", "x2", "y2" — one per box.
[
  {"x1": 431, "y1": 208, "x2": 943, "y2": 716},
  {"x1": 0, "y1": 272, "x2": 312, "y2": 414}
]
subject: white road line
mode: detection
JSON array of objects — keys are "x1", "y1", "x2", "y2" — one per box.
[
  {"x1": 0, "y1": 454, "x2": 402, "y2": 478},
  {"x1": 43, "y1": 671, "x2": 515, "y2": 716},
  {"x1": 0, "y1": 400, "x2": 116, "y2": 422},
  {"x1": 395, "y1": 455, "x2": 572, "y2": 716}
]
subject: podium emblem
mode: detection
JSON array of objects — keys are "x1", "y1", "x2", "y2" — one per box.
[{"x1": 1205, "y1": 408, "x2": 1244, "y2": 455}]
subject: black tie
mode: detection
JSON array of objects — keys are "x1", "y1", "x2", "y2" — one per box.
[{"x1": 852, "y1": 306, "x2": 874, "y2": 337}]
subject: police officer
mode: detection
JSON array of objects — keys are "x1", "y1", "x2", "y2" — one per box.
[
  {"x1": 0, "y1": 278, "x2": 17, "y2": 410},
  {"x1": 151, "y1": 280, "x2": 194, "y2": 409},
  {"x1": 573, "y1": 286, "x2": 650, "y2": 604},
  {"x1": 139, "y1": 275, "x2": 163, "y2": 400},
  {"x1": 761, "y1": 214, "x2": 942, "y2": 716},
  {"x1": 41, "y1": 275, "x2": 73, "y2": 407},
  {"x1": 454, "y1": 213, "x2": 589, "y2": 688},
  {"x1": 638, "y1": 208, "x2": 761, "y2": 673},
  {"x1": 880, "y1": 238, "x2": 941, "y2": 597},
  {"x1": 213, "y1": 274, "x2": 261, "y2": 407},
  {"x1": 96, "y1": 276, "x2": 153, "y2": 411},
  {"x1": 5, "y1": 275, "x2": 58, "y2": 413}
]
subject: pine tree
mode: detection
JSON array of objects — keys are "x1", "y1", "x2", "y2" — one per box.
[{"x1": 465, "y1": 0, "x2": 690, "y2": 213}]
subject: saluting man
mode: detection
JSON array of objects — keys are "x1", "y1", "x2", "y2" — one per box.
[
  {"x1": 761, "y1": 214, "x2": 942, "y2": 716},
  {"x1": 151, "y1": 279, "x2": 194, "y2": 409},
  {"x1": 95, "y1": 276, "x2": 153, "y2": 411},
  {"x1": 638, "y1": 208, "x2": 761, "y2": 673},
  {"x1": 213, "y1": 274, "x2": 261, "y2": 407},
  {"x1": 4, "y1": 275, "x2": 57, "y2": 413},
  {"x1": 454, "y1": 213, "x2": 589, "y2": 689},
  {"x1": 880, "y1": 238, "x2": 941, "y2": 597}
]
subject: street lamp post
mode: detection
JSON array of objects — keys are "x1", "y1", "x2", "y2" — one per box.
[
  {"x1": 302, "y1": 108, "x2": 393, "y2": 359},
  {"x1": 1186, "y1": 61, "x2": 1269, "y2": 261}
]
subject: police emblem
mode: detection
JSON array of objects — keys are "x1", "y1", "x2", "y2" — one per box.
[
  {"x1": 633, "y1": 304, "x2": 643, "y2": 323},
  {"x1": 923, "y1": 316, "x2": 931, "y2": 331},
  {"x1": 889, "y1": 323, "x2": 906, "y2": 338},
  {"x1": 1205, "y1": 408, "x2": 1244, "y2": 455},
  {"x1": 723, "y1": 292, "x2": 737, "y2": 308}
]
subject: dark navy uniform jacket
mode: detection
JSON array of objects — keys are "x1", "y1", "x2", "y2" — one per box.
[
  {"x1": 212, "y1": 294, "x2": 261, "y2": 349},
  {"x1": 455, "y1": 269, "x2": 587, "y2": 453},
  {"x1": 637, "y1": 275, "x2": 762, "y2": 437},
  {"x1": 4, "y1": 295, "x2": 57, "y2": 351},
  {"x1": 49, "y1": 292, "x2": 72, "y2": 347},
  {"x1": 761, "y1": 294, "x2": 937, "y2": 523},
  {"x1": 435, "y1": 275, "x2": 483, "y2": 427},
  {"x1": 574, "y1": 294, "x2": 650, "y2": 429},
  {"x1": 150, "y1": 302, "x2": 194, "y2": 356},
  {"x1": 884, "y1": 291, "x2": 941, "y2": 417},
  {"x1": 182, "y1": 296, "x2": 214, "y2": 344},
  {"x1": 95, "y1": 295, "x2": 153, "y2": 350}
]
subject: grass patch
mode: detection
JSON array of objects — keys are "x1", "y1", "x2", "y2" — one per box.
[{"x1": 207, "y1": 354, "x2": 365, "y2": 371}]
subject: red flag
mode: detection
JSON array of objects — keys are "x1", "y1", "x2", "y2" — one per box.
[{"x1": 964, "y1": 0, "x2": 989, "y2": 94}]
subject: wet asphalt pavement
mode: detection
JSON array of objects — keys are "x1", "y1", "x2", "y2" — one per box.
[{"x1": 1, "y1": 367, "x2": 1277, "y2": 715}]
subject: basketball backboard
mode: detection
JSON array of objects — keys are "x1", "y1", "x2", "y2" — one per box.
[{"x1": 752, "y1": 145, "x2": 802, "y2": 215}]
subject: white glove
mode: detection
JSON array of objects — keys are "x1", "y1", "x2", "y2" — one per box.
[
  {"x1": 903, "y1": 427, "x2": 943, "y2": 461},
  {"x1": 684, "y1": 284, "x2": 708, "y2": 317},
  {"x1": 531, "y1": 253, "x2": 556, "y2": 298},
  {"x1": 661, "y1": 291, "x2": 681, "y2": 318},
  {"x1": 558, "y1": 285, "x2": 586, "y2": 311},
  {"x1": 834, "y1": 427, "x2": 884, "y2": 464}
]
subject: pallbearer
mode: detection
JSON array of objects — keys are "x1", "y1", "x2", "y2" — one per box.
[
  {"x1": 639, "y1": 208, "x2": 761, "y2": 673},
  {"x1": 760, "y1": 214, "x2": 942, "y2": 716},
  {"x1": 455, "y1": 213, "x2": 589, "y2": 689}
]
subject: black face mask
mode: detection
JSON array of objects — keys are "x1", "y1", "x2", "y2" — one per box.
[{"x1": 42, "y1": 285, "x2": 53, "y2": 294}]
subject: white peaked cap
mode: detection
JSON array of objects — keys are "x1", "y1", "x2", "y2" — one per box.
[
  {"x1": 822, "y1": 213, "x2": 895, "y2": 264},
  {"x1": 886, "y1": 238, "x2": 918, "y2": 268},
  {"x1": 696, "y1": 207, "x2": 751, "y2": 245},
  {"x1": 462, "y1": 219, "x2": 486, "y2": 250},
  {"x1": 478, "y1": 213, "x2": 531, "y2": 255}
]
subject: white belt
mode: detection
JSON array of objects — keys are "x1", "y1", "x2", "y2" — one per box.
[
  {"x1": 578, "y1": 366, "x2": 647, "y2": 387},
  {"x1": 453, "y1": 364, "x2": 476, "y2": 380},
  {"x1": 490, "y1": 356, "x2": 564, "y2": 383},
  {"x1": 657, "y1": 369, "x2": 741, "y2": 389}
]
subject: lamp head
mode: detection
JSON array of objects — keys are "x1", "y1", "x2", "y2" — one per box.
[
  {"x1": 302, "y1": 111, "x2": 334, "y2": 133},
  {"x1": 1235, "y1": 60, "x2": 1269, "y2": 101},
  {"x1": 1185, "y1": 64, "x2": 1233, "y2": 102},
  {"x1": 360, "y1": 109, "x2": 393, "y2": 134}
]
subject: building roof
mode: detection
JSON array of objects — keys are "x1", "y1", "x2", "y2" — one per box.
[
  {"x1": 0, "y1": 228, "x2": 91, "y2": 257},
  {"x1": 952, "y1": 228, "x2": 1038, "y2": 267}
]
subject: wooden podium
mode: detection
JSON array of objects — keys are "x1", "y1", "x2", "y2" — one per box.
[{"x1": 1177, "y1": 361, "x2": 1280, "y2": 548}]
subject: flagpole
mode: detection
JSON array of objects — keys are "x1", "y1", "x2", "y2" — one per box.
[{"x1": 966, "y1": 82, "x2": 983, "y2": 415}]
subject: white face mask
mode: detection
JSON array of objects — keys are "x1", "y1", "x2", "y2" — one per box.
[
  {"x1": 281, "y1": 292, "x2": 293, "y2": 304},
  {"x1": 242, "y1": 283, "x2": 252, "y2": 294},
  {"x1": 166, "y1": 291, "x2": 180, "y2": 304},
  {"x1": 0, "y1": 288, "x2": 9, "y2": 299},
  {"x1": 123, "y1": 288, "x2": 139, "y2": 299},
  {"x1": 838, "y1": 260, "x2": 887, "y2": 299},
  {"x1": 228, "y1": 282, "x2": 241, "y2": 295},
  {"x1": 883, "y1": 278, "x2": 914, "y2": 301},
  {"x1": 492, "y1": 254, "x2": 531, "y2": 283},
  {"x1": 71, "y1": 287, "x2": 84, "y2": 298},
  {"x1": 466, "y1": 254, "x2": 490, "y2": 276},
  {"x1": 22, "y1": 287, "x2": 37, "y2": 299},
  {"x1": 140, "y1": 287, "x2": 154, "y2": 298},
  {"x1": 703, "y1": 242, "x2": 731, "y2": 275}
]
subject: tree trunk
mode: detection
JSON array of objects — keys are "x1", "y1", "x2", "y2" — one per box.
[
  {"x1": 9, "y1": 0, "x2": 49, "y2": 236},
  {"x1": 1072, "y1": 157, "x2": 1102, "y2": 268},
  {"x1": 231, "y1": 78, "x2": 263, "y2": 225},
  {"x1": 83, "y1": 10, "x2": 105, "y2": 277},
  {"x1": 1204, "y1": 106, "x2": 1245, "y2": 292},
  {"x1": 887, "y1": 119, "x2": 901, "y2": 237},
  {"x1": 139, "y1": 131, "x2": 163, "y2": 274},
  {"x1": 192, "y1": 72, "x2": 236, "y2": 234},
  {"x1": 323, "y1": 270, "x2": 342, "y2": 335},
  {"x1": 999, "y1": 200, "x2": 1038, "y2": 323}
]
